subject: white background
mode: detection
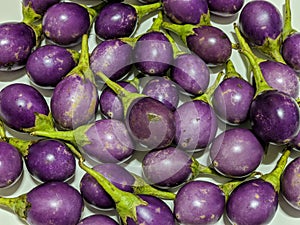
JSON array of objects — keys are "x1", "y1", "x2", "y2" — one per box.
[{"x1": 0, "y1": 0, "x2": 300, "y2": 224}]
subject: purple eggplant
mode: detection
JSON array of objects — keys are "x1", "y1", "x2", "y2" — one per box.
[
  {"x1": 90, "y1": 38, "x2": 133, "y2": 82},
  {"x1": 50, "y1": 34, "x2": 99, "y2": 130},
  {"x1": 80, "y1": 163, "x2": 135, "y2": 210},
  {"x1": 207, "y1": 0, "x2": 244, "y2": 17},
  {"x1": 31, "y1": 118, "x2": 135, "y2": 164},
  {"x1": 0, "y1": 141, "x2": 23, "y2": 188},
  {"x1": 0, "y1": 181, "x2": 83, "y2": 225},
  {"x1": 209, "y1": 127, "x2": 265, "y2": 178},
  {"x1": 234, "y1": 24, "x2": 300, "y2": 145},
  {"x1": 226, "y1": 148, "x2": 291, "y2": 225},
  {"x1": 26, "y1": 45, "x2": 79, "y2": 88},
  {"x1": 162, "y1": 0, "x2": 209, "y2": 25},
  {"x1": 23, "y1": 0, "x2": 60, "y2": 15},
  {"x1": 0, "y1": 83, "x2": 51, "y2": 132},
  {"x1": 94, "y1": 1, "x2": 161, "y2": 40},
  {"x1": 78, "y1": 214, "x2": 119, "y2": 225},
  {"x1": 42, "y1": 2, "x2": 96, "y2": 46},
  {"x1": 212, "y1": 60, "x2": 255, "y2": 125},
  {"x1": 162, "y1": 20, "x2": 232, "y2": 66},
  {"x1": 238, "y1": 0, "x2": 285, "y2": 63},
  {"x1": 142, "y1": 146, "x2": 219, "y2": 189},
  {"x1": 174, "y1": 180, "x2": 225, "y2": 225},
  {"x1": 280, "y1": 157, "x2": 300, "y2": 210},
  {"x1": 173, "y1": 73, "x2": 222, "y2": 151},
  {"x1": 100, "y1": 81, "x2": 138, "y2": 120},
  {"x1": 141, "y1": 76, "x2": 179, "y2": 111}
]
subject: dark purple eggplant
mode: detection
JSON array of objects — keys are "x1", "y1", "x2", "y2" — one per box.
[
  {"x1": 23, "y1": 0, "x2": 60, "y2": 16},
  {"x1": 78, "y1": 214, "x2": 119, "y2": 225},
  {"x1": 162, "y1": 0, "x2": 209, "y2": 25},
  {"x1": 208, "y1": 0, "x2": 244, "y2": 17},
  {"x1": 0, "y1": 181, "x2": 84, "y2": 225},
  {"x1": 94, "y1": 1, "x2": 161, "y2": 40}
]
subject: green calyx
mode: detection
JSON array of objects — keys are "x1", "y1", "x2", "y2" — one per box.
[
  {"x1": 132, "y1": 2, "x2": 162, "y2": 22},
  {"x1": 0, "y1": 194, "x2": 29, "y2": 222}
]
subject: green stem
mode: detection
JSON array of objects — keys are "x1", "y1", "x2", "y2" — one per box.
[
  {"x1": 131, "y1": 174, "x2": 176, "y2": 200},
  {"x1": 0, "y1": 194, "x2": 28, "y2": 221},
  {"x1": 133, "y1": 2, "x2": 162, "y2": 21},
  {"x1": 148, "y1": 10, "x2": 164, "y2": 32},
  {"x1": 282, "y1": 0, "x2": 297, "y2": 41},
  {"x1": 261, "y1": 148, "x2": 291, "y2": 193},
  {"x1": 66, "y1": 143, "x2": 147, "y2": 224},
  {"x1": 191, "y1": 157, "x2": 221, "y2": 179},
  {"x1": 161, "y1": 21, "x2": 195, "y2": 45},
  {"x1": 6, "y1": 137, "x2": 34, "y2": 157},
  {"x1": 233, "y1": 23, "x2": 274, "y2": 98},
  {"x1": 224, "y1": 60, "x2": 242, "y2": 79},
  {"x1": 193, "y1": 71, "x2": 224, "y2": 104},
  {"x1": 96, "y1": 71, "x2": 146, "y2": 117}
]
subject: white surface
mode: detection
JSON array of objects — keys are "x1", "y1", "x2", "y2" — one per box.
[{"x1": 0, "y1": 0, "x2": 300, "y2": 224}]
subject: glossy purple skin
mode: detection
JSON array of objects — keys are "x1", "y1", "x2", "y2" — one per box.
[
  {"x1": 259, "y1": 61, "x2": 299, "y2": 98},
  {"x1": 249, "y1": 90, "x2": 300, "y2": 144},
  {"x1": 290, "y1": 130, "x2": 300, "y2": 151},
  {"x1": 78, "y1": 214, "x2": 119, "y2": 225},
  {"x1": 133, "y1": 31, "x2": 173, "y2": 76},
  {"x1": 42, "y1": 2, "x2": 90, "y2": 46},
  {"x1": 90, "y1": 39, "x2": 133, "y2": 82},
  {"x1": 187, "y1": 26, "x2": 232, "y2": 66},
  {"x1": 50, "y1": 74, "x2": 99, "y2": 130},
  {"x1": 282, "y1": 32, "x2": 300, "y2": 72},
  {"x1": 26, "y1": 181, "x2": 83, "y2": 225},
  {"x1": 212, "y1": 77, "x2": 255, "y2": 125},
  {"x1": 126, "y1": 97, "x2": 175, "y2": 151},
  {"x1": 100, "y1": 81, "x2": 138, "y2": 120},
  {"x1": 0, "y1": 142, "x2": 23, "y2": 188},
  {"x1": 170, "y1": 53, "x2": 210, "y2": 95},
  {"x1": 226, "y1": 179, "x2": 278, "y2": 225},
  {"x1": 281, "y1": 157, "x2": 300, "y2": 210},
  {"x1": 174, "y1": 180, "x2": 225, "y2": 225},
  {"x1": 0, "y1": 83, "x2": 49, "y2": 131},
  {"x1": 238, "y1": 0, "x2": 282, "y2": 46},
  {"x1": 142, "y1": 76, "x2": 179, "y2": 111},
  {"x1": 209, "y1": 128, "x2": 264, "y2": 178},
  {"x1": 207, "y1": 0, "x2": 244, "y2": 17},
  {"x1": 26, "y1": 45, "x2": 77, "y2": 88},
  {"x1": 81, "y1": 119, "x2": 134, "y2": 163},
  {"x1": 94, "y1": 3, "x2": 137, "y2": 40},
  {"x1": 174, "y1": 100, "x2": 218, "y2": 151},
  {"x1": 0, "y1": 22, "x2": 36, "y2": 71},
  {"x1": 162, "y1": 0, "x2": 208, "y2": 25},
  {"x1": 142, "y1": 146, "x2": 193, "y2": 188},
  {"x1": 126, "y1": 194, "x2": 175, "y2": 225},
  {"x1": 23, "y1": 0, "x2": 60, "y2": 15},
  {"x1": 80, "y1": 163, "x2": 135, "y2": 210},
  {"x1": 26, "y1": 139, "x2": 75, "y2": 183}
]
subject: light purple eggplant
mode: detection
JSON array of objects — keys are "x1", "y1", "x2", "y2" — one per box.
[
  {"x1": 0, "y1": 181, "x2": 83, "y2": 225},
  {"x1": 209, "y1": 127, "x2": 265, "y2": 178},
  {"x1": 226, "y1": 149, "x2": 291, "y2": 225},
  {"x1": 207, "y1": 0, "x2": 244, "y2": 17},
  {"x1": 162, "y1": 0, "x2": 209, "y2": 25},
  {"x1": 26, "y1": 45, "x2": 79, "y2": 88},
  {"x1": 234, "y1": 24, "x2": 300, "y2": 145},
  {"x1": 142, "y1": 76, "x2": 179, "y2": 111},
  {"x1": 212, "y1": 60, "x2": 255, "y2": 125},
  {"x1": 174, "y1": 180, "x2": 225, "y2": 225},
  {"x1": 280, "y1": 157, "x2": 300, "y2": 210},
  {"x1": 50, "y1": 34, "x2": 99, "y2": 130},
  {"x1": 42, "y1": 2, "x2": 96, "y2": 46},
  {"x1": 0, "y1": 83, "x2": 50, "y2": 132},
  {"x1": 94, "y1": 1, "x2": 161, "y2": 40},
  {"x1": 100, "y1": 81, "x2": 138, "y2": 120},
  {"x1": 0, "y1": 141, "x2": 23, "y2": 188},
  {"x1": 90, "y1": 38, "x2": 133, "y2": 82},
  {"x1": 31, "y1": 118, "x2": 135, "y2": 164}
]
